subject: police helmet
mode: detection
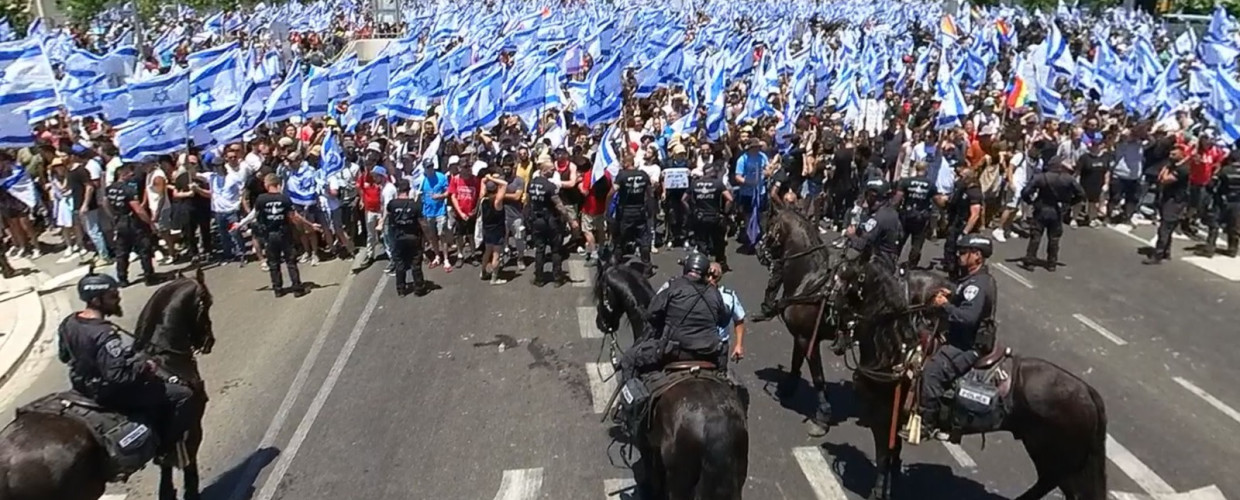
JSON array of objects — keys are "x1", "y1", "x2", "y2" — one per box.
[
  {"x1": 77, "y1": 272, "x2": 120, "y2": 303},
  {"x1": 863, "y1": 178, "x2": 891, "y2": 198},
  {"x1": 681, "y1": 252, "x2": 711, "y2": 277},
  {"x1": 957, "y1": 235, "x2": 994, "y2": 258}
]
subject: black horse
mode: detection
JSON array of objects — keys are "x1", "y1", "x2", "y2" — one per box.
[
  {"x1": 829, "y1": 260, "x2": 1107, "y2": 500},
  {"x1": 593, "y1": 254, "x2": 749, "y2": 500},
  {"x1": 759, "y1": 197, "x2": 837, "y2": 433},
  {"x1": 0, "y1": 268, "x2": 216, "y2": 500}
]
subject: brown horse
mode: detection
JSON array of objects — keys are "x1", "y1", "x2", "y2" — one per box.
[
  {"x1": 759, "y1": 196, "x2": 837, "y2": 434},
  {"x1": 0, "y1": 268, "x2": 215, "y2": 500},
  {"x1": 829, "y1": 260, "x2": 1107, "y2": 500}
]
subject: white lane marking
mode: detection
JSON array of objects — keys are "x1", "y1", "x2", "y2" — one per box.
[
  {"x1": 228, "y1": 274, "x2": 356, "y2": 500},
  {"x1": 1072, "y1": 314, "x2": 1129, "y2": 346},
  {"x1": 255, "y1": 275, "x2": 389, "y2": 500},
  {"x1": 942, "y1": 442, "x2": 977, "y2": 468},
  {"x1": 492, "y1": 468, "x2": 544, "y2": 500},
  {"x1": 992, "y1": 263, "x2": 1035, "y2": 289},
  {"x1": 1106, "y1": 434, "x2": 1176, "y2": 496},
  {"x1": 1110, "y1": 225, "x2": 1152, "y2": 246},
  {"x1": 604, "y1": 478, "x2": 637, "y2": 499},
  {"x1": 586, "y1": 362, "x2": 617, "y2": 414},
  {"x1": 1172, "y1": 377, "x2": 1240, "y2": 426},
  {"x1": 1181, "y1": 256, "x2": 1240, "y2": 282},
  {"x1": 578, "y1": 306, "x2": 603, "y2": 339},
  {"x1": 37, "y1": 264, "x2": 95, "y2": 292},
  {"x1": 1111, "y1": 485, "x2": 1228, "y2": 500},
  {"x1": 100, "y1": 495, "x2": 127, "y2": 500},
  {"x1": 793, "y1": 446, "x2": 848, "y2": 500},
  {"x1": 568, "y1": 259, "x2": 590, "y2": 288}
]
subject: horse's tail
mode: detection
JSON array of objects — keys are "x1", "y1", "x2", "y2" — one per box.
[{"x1": 1081, "y1": 383, "x2": 1108, "y2": 499}]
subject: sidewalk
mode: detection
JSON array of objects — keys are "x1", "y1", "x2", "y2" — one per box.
[{"x1": 0, "y1": 258, "x2": 48, "y2": 390}]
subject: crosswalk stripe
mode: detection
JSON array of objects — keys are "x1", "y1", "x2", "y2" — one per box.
[
  {"x1": 1173, "y1": 377, "x2": 1240, "y2": 426},
  {"x1": 492, "y1": 468, "x2": 544, "y2": 500},
  {"x1": 578, "y1": 306, "x2": 603, "y2": 338},
  {"x1": 942, "y1": 442, "x2": 977, "y2": 468},
  {"x1": 586, "y1": 362, "x2": 617, "y2": 414},
  {"x1": 1072, "y1": 314, "x2": 1129, "y2": 346},
  {"x1": 100, "y1": 495, "x2": 127, "y2": 500},
  {"x1": 568, "y1": 260, "x2": 591, "y2": 288},
  {"x1": 793, "y1": 446, "x2": 848, "y2": 500},
  {"x1": 1106, "y1": 434, "x2": 1176, "y2": 496},
  {"x1": 604, "y1": 478, "x2": 637, "y2": 499}
]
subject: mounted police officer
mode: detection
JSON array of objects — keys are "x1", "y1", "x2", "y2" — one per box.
[
  {"x1": 619, "y1": 253, "x2": 730, "y2": 383},
  {"x1": 846, "y1": 178, "x2": 903, "y2": 274},
  {"x1": 58, "y1": 272, "x2": 194, "y2": 452},
  {"x1": 906, "y1": 235, "x2": 998, "y2": 443},
  {"x1": 610, "y1": 158, "x2": 653, "y2": 267},
  {"x1": 1203, "y1": 157, "x2": 1240, "y2": 258},
  {"x1": 387, "y1": 179, "x2": 429, "y2": 296},
  {"x1": 526, "y1": 161, "x2": 578, "y2": 286},
  {"x1": 689, "y1": 166, "x2": 733, "y2": 270},
  {"x1": 104, "y1": 163, "x2": 157, "y2": 287},
  {"x1": 895, "y1": 162, "x2": 936, "y2": 270},
  {"x1": 1021, "y1": 156, "x2": 1084, "y2": 272}
]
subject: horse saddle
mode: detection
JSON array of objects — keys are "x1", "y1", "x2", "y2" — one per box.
[
  {"x1": 944, "y1": 344, "x2": 1016, "y2": 439},
  {"x1": 17, "y1": 391, "x2": 160, "y2": 481}
]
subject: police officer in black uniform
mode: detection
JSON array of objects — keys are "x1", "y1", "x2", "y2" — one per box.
[
  {"x1": 1021, "y1": 156, "x2": 1084, "y2": 272},
  {"x1": 526, "y1": 162, "x2": 579, "y2": 286},
  {"x1": 387, "y1": 179, "x2": 428, "y2": 296},
  {"x1": 942, "y1": 167, "x2": 984, "y2": 279},
  {"x1": 907, "y1": 235, "x2": 997, "y2": 442},
  {"x1": 610, "y1": 159, "x2": 653, "y2": 266},
  {"x1": 1204, "y1": 157, "x2": 1240, "y2": 257},
  {"x1": 619, "y1": 253, "x2": 730, "y2": 382},
  {"x1": 847, "y1": 178, "x2": 904, "y2": 274},
  {"x1": 104, "y1": 163, "x2": 157, "y2": 287},
  {"x1": 59, "y1": 272, "x2": 194, "y2": 450},
  {"x1": 688, "y1": 166, "x2": 733, "y2": 269},
  {"x1": 895, "y1": 162, "x2": 936, "y2": 270},
  {"x1": 251, "y1": 174, "x2": 320, "y2": 297},
  {"x1": 1146, "y1": 148, "x2": 1192, "y2": 265}
]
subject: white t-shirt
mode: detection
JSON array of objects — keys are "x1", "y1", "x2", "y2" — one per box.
[{"x1": 199, "y1": 163, "x2": 249, "y2": 213}]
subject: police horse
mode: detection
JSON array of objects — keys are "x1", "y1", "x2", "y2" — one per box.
[
  {"x1": 0, "y1": 268, "x2": 215, "y2": 500},
  {"x1": 757, "y1": 197, "x2": 839, "y2": 434},
  {"x1": 828, "y1": 259, "x2": 1108, "y2": 500},
  {"x1": 593, "y1": 252, "x2": 749, "y2": 500}
]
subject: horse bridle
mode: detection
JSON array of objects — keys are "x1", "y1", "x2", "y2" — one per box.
[{"x1": 831, "y1": 266, "x2": 933, "y2": 383}]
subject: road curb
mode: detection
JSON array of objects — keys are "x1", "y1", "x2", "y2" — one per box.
[{"x1": 0, "y1": 272, "x2": 46, "y2": 390}]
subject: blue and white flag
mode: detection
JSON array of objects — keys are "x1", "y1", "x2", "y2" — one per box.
[
  {"x1": 266, "y1": 62, "x2": 304, "y2": 123},
  {"x1": 0, "y1": 38, "x2": 59, "y2": 147},
  {"x1": 117, "y1": 71, "x2": 190, "y2": 161},
  {"x1": 302, "y1": 65, "x2": 331, "y2": 118}
]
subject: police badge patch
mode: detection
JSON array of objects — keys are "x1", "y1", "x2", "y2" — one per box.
[
  {"x1": 963, "y1": 285, "x2": 980, "y2": 301},
  {"x1": 104, "y1": 337, "x2": 124, "y2": 357},
  {"x1": 863, "y1": 218, "x2": 877, "y2": 232}
]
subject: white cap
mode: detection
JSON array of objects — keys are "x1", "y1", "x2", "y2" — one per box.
[
  {"x1": 472, "y1": 160, "x2": 487, "y2": 176},
  {"x1": 366, "y1": 142, "x2": 382, "y2": 153},
  {"x1": 447, "y1": 155, "x2": 460, "y2": 166},
  {"x1": 396, "y1": 125, "x2": 408, "y2": 135}
]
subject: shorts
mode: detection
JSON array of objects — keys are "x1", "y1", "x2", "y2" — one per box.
[
  {"x1": 482, "y1": 225, "x2": 505, "y2": 246},
  {"x1": 454, "y1": 215, "x2": 477, "y2": 237},
  {"x1": 1005, "y1": 180, "x2": 1026, "y2": 209},
  {"x1": 581, "y1": 213, "x2": 605, "y2": 235},
  {"x1": 424, "y1": 215, "x2": 448, "y2": 237},
  {"x1": 294, "y1": 204, "x2": 329, "y2": 228},
  {"x1": 329, "y1": 207, "x2": 346, "y2": 234}
]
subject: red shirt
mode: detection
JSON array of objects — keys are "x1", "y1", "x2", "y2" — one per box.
[
  {"x1": 448, "y1": 175, "x2": 479, "y2": 216},
  {"x1": 358, "y1": 172, "x2": 383, "y2": 213},
  {"x1": 580, "y1": 172, "x2": 610, "y2": 216},
  {"x1": 1188, "y1": 145, "x2": 1227, "y2": 186}
]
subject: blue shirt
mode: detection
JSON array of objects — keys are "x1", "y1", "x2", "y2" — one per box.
[
  {"x1": 421, "y1": 171, "x2": 449, "y2": 218},
  {"x1": 734, "y1": 151, "x2": 768, "y2": 198}
]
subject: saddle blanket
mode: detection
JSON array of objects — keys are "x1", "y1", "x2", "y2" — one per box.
[{"x1": 17, "y1": 391, "x2": 159, "y2": 480}]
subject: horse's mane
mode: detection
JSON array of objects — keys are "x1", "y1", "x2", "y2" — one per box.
[
  {"x1": 854, "y1": 261, "x2": 917, "y2": 371},
  {"x1": 769, "y1": 205, "x2": 834, "y2": 292},
  {"x1": 133, "y1": 277, "x2": 203, "y2": 352}
]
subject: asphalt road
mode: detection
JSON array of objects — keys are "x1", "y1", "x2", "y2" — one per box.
[{"x1": 2, "y1": 219, "x2": 1238, "y2": 500}]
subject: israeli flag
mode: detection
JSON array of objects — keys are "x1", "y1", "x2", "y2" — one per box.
[
  {"x1": 0, "y1": 38, "x2": 60, "y2": 147},
  {"x1": 267, "y1": 62, "x2": 303, "y2": 123}
]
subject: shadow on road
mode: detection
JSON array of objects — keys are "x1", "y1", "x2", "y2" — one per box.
[
  {"x1": 201, "y1": 446, "x2": 279, "y2": 500},
  {"x1": 820, "y1": 441, "x2": 1005, "y2": 500},
  {"x1": 754, "y1": 366, "x2": 858, "y2": 426}
]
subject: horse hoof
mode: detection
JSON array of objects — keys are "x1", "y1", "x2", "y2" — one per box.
[{"x1": 806, "y1": 420, "x2": 828, "y2": 437}]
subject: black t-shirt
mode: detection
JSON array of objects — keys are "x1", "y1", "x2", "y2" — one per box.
[
  {"x1": 1163, "y1": 162, "x2": 1192, "y2": 203},
  {"x1": 254, "y1": 192, "x2": 294, "y2": 234},
  {"x1": 834, "y1": 147, "x2": 855, "y2": 181},
  {"x1": 950, "y1": 185, "x2": 984, "y2": 222},
  {"x1": 67, "y1": 166, "x2": 95, "y2": 211},
  {"x1": 105, "y1": 180, "x2": 141, "y2": 222},
  {"x1": 897, "y1": 176, "x2": 936, "y2": 213},
  {"x1": 386, "y1": 197, "x2": 422, "y2": 235},
  {"x1": 1077, "y1": 152, "x2": 1112, "y2": 187},
  {"x1": 175, "y1": 171, "x2": 210, "y2": 216}
]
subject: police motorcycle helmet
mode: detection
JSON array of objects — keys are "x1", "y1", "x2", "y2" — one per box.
[
  {"x1": 957, "y1": 235, "x2": 994, "y2": 258},
  {"x1": 680, "y1": 252, "x2": 712, "y2": 279},
  {"x1": 862, "y1": 178, "x2": 891, "y2": 198},
  {"x1": 78, "y1": 269, "x2": 121, "y2": 304}
]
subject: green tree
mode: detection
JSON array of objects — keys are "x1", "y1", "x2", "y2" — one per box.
[{"x1": 0, "y1": 0, "x2": 32, "y2": 32}]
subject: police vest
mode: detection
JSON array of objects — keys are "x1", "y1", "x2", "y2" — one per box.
[
  {"x1": 255, "y1": 194, "x2": 291, "y2": 234},
  {"x1": 387, "y1": 198, "x2": 421, "y2": 234},
  {"x1": 105, "y1": 182, "x2": 138, "y2": 223},
  {"x1": 1223, "y1": 168, "x2": 1240, "y2": 203},
  {"x1": 691, "y1": 178, "x2": 723, "y2": 221},
  {"x1": 527, "y1": 177, "x2": 556, "y2": 219},
  {"x1": 899, "y1": 177, "x2": 934, "y2": 213},
  {"x1": 615, "y1": 170, "x2": 649, "y2": 210}
]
